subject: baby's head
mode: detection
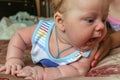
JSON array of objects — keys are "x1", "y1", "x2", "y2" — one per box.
[
  {"x1": 52, "y1": 0, "x2": 112, "y2": 13},
  {"x1": 52, "y1": 0, "x2": 112, "y2": 51},
  {"x1": 52, "y1": 0, "x2": 65, "y2": 13}
]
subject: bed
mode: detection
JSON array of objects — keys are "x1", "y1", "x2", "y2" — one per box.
[
  {"x1": 0, "y1": 12, "x2": 120, "y2": 80},
  {"x1": 0, "y1": 40, "x2": 120, "y2": 80}
]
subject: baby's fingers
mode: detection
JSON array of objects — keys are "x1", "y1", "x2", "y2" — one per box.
[
  {"x1": 24, "y1": 74, "x2": 36, "y2": 80},
  {"x1": 16, "y1": 65, "x2": 23, "y2": 71},
  {"x1": 11, "y1": 65, "x2": 20, "y2": 75},
  {"x1": 16, "y1": 70, "x2": 32, "y2": 77},
  {"x1": 24, "y1": 76, "x2": 33, "y2": 80},
  {"x1": 5, "y1": 66, "x2": 11, "y2": 74},
  {"x1": 0, "y1": 66, "x2": 6, "y2": 72},
  {"x1": 0, "y1": 65, "x2": 14, "y2": 75},
  {"x1": 15, "y1": 66, "x2": 33, "y2": 79}
]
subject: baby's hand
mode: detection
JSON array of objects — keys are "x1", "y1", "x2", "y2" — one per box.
[
  {"x1": 16, "y1": 66, "x2": 44, "y2": 80},
  {"x1": 0, "y1": 58, "x2": 24, "y2": 75}
]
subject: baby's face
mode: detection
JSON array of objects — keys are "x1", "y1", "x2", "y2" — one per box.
[{"x1": 60, "y1": 0, "x2": 109, "y2": 51}]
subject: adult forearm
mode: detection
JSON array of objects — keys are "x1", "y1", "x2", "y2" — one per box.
[{"x1": 110, "y1": 31, "x2": 120, "y2": 49}]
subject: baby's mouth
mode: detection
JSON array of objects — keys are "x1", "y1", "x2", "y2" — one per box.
[
  {"x1": 87, "y1": 31, "x2": 101, "y2": 43},
  {"x1": 89, "y1": 38, "x2": 97, "y2": 42},
  {"x1": 86, "y1": 31, "x2": 101, "y2": 46},
  {"x1": 86, "y1": 37, "x2": 98, "y2": 46}
]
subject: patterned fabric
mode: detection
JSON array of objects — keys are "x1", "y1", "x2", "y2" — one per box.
[
  {"x1": 108, "y1": 16, "x2": 120, "y2": 31},
  {"x1": 1, "y1": 40, "x2": 120, "y2": 77},
  {"x1": 31, "y1": 19, "x2": 91, "y2": 67}
]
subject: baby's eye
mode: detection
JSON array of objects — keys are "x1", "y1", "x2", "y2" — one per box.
[{"x1": 86, "y1": 18, "x2": 95, "y2": 23}]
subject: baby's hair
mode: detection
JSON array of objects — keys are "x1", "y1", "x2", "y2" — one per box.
[
  {"x1": 52, "y1": 0, "x2": 65, "y2": 13},
  {"x1": 52, "y1": 0, "x2": 112, "y2": 13}
]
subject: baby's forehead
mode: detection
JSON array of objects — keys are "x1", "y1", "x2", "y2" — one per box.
[
  {"x1": 64, "y1": 0, "x2": 109, "y2": 7},
  {"x1": 64, "y1": 0, "x2": 110, "y2": 11}
]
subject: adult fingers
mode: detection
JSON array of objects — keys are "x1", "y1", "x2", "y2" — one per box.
[
  {"x1": 91, "y1": 46, "x2": 110, "y2": 67},
  {"x1": 95, "y1": 47, "x2": 110, "y2": 62},
  {"x1": 95, "y1": 36, "x2": 112, "y2": 61},
  {"x1": 91, "y1": 60, "x2": 97, "y2": 67},
  {"x1": 90, "y1": 43, "x2": 105, "y2": 67}
]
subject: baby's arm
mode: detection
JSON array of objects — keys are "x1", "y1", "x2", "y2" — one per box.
[
  {"x1": 6, "y1": 25, "x2": 36, "y2": 60},
  {"x1": 16, "y1": 46, "x2": 97, "y2": 80},
  {"x1": 43, "y1": 46, "x2": 97, "y2": 80},
  {"x1": 16, "y1": 56, "x2": 93, "y2": 80},
  {"x1": 0, "y1": 25, "x2": 36, "y2": 75},
  {"x1": 16, "y1": 59, "x2": 91, "y2": 80}
]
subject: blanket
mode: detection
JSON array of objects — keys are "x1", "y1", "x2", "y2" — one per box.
[
  {"x1": 0, "y1": 40, "x2": 120, "y2": 80},
  {"x1": 87, "y1": 47, "x2": 120, "y2": 76},
  {"x1": 0, "y1": 11, "x2": 39, "y2": 40}
]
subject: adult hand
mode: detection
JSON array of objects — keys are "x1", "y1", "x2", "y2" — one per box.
[{"x1": 91, "y1": 35, "x2": 112, "y2": 67}]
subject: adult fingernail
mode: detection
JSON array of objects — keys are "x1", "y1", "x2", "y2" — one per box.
[
  {"x1": 91, "y1": 61, "x2": 97, "y2": 67},
  {"x1": 94, "y1": 55, "x2": 99, "y2": 60}
]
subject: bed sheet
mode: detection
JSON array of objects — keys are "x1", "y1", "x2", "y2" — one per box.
[{"x1": 0, "y1": 40, "x2": 120, "y2": 79}]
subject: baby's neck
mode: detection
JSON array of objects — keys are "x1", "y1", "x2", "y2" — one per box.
[
  {"x1": 57, "y1": 28, "x2": 71, "y2": 45},
  {"x1": 49, "y1": 27, "x2": 74, "y2": 58}
]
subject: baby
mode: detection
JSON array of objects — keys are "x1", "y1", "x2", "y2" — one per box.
[{"x1": 0, "y1": 0, "x2": 111, "y2": 80}]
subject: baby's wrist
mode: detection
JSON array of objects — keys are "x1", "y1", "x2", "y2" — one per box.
[
  {"x1": 6, "y1": 57, "x2": 25, "y2": 66},
  {"x1": 6, "y1": 57, "x2": 22, "y2": 61}
]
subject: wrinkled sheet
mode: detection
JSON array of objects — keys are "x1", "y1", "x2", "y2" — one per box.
[
  {"x1": 87, "y1": 47, "x2": 120, "y2": 76},
  {"x1": 0, "y1": 40, "x2": 120, "y2": 80}
]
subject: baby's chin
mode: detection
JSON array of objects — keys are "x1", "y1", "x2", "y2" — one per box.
[
  {"x1": 75, "y1": 39, "x2": 99, "y2": 51},
  {"x1": 77, "y1": 46, "x2": 93, "y2": 52},
  {"x1": 81, "y1": 41, "x2": 99, "y2": 52}
]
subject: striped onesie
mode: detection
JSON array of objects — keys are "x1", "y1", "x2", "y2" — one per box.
[{"x1": 31, "y1": 19, "x2": 91, "y2": 67}]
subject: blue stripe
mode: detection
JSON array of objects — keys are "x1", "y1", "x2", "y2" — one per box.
[
  {"x1": 35, "y1": 41, "x2": 46, "y2": 51},
  {"x1": 42, "y1": 22, "x2": 50, "y2": 28}
]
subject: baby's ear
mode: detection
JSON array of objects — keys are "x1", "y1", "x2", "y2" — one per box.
[{"x1": 54, "y1": 12, "x2": 65, "y2": 32}]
